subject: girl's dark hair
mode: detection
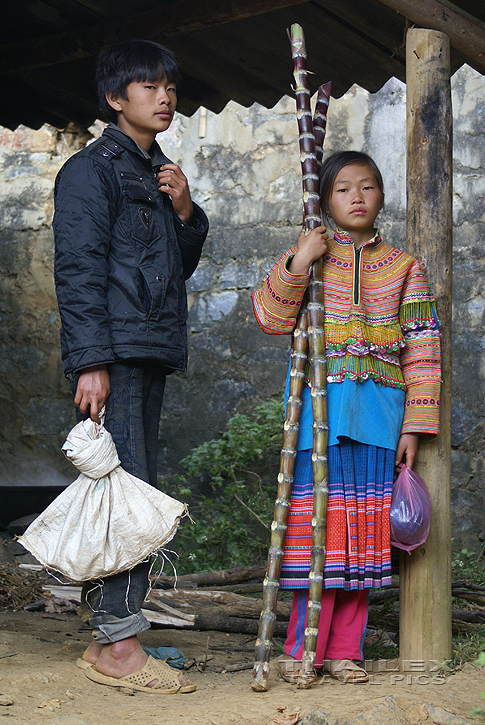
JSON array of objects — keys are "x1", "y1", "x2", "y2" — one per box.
[
  {"x1": 96, "y1": 40, "x2": 181, "y2": 123},
  {"x1": 319, "y1": 151, "x2": 384, "y2": 228}
]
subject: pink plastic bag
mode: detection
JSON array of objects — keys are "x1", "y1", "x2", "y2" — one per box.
[{"x1": 390, "y1": 465, "x2": 432, "y2": 554}]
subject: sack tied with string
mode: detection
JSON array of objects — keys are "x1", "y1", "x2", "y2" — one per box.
[{"x1": 18, "y1": 417, "x2": 186, "y2": 581}]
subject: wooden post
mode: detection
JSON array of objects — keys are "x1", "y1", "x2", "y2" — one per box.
[{"x1": 400, "y1": 28, "x2": 452, "y2": 673}]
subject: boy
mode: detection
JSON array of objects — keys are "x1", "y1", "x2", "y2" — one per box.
[{"x1": 53, "y1": 40, "x2": 208, "y2": 693}]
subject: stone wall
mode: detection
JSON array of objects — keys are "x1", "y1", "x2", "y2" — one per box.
[
  {"x1": 0, "y1": 124, "x2": 94, "y2": 491},
  {"x1": 0, "y1": 65, "x2": 483, "y2": 552}
]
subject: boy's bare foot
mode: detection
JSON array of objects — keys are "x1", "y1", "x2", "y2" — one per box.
[
  {"x1": 81, "y1": 640, "x2": 103, "y2": 665},
  {"x1": 92, "y1": 636, "x2": 192, "y2": 689}
]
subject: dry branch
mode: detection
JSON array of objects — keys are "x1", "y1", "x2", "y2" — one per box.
[
  {"x1": 451, "y1": 609, "x2": 485, "y2": 623},
  {"x1": 202, "y1": 581, "x2": 266, "y2": 594},
  {"x1": 143, "y1": 601, "x2": 288, "y2": 637},
  {"x1": 152, "y1": 564, "x2": 266, "y2": 589},
  {"x1": 148, "y1": 588, "x2": 291, "y2": 620},
  {"x1": 371, "y1": 582, "x2": 485, "y2": 608},
  {"x1": 452, "y1": 590, "x2": 485, "y2": 607}
]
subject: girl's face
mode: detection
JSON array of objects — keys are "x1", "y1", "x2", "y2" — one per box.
[{"x1": 327, "y1": 163, "x2": 383, "y2": 242}]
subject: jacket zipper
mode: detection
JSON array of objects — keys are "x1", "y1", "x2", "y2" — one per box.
[{"x1": 353, "y1": 246, "x2": 362, "y2": 306}]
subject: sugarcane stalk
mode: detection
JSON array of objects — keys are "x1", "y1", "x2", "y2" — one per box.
[
  {"x1": 251, "y1": 22, "x2": 330, "y2": 693},
  {"x1": 252, "y1": 309, "x2": 309, "y2": 691},
  {"x1": 251, "y1": 24, "x2": 314, "y2": 693},
  {"x1": 313, "y1": 82, "x2": 332, "y2": 173},
  {"x1": 287, "y1": 23, "x2": 330, "y2": 690}
]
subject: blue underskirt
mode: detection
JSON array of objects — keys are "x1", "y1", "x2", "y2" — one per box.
[{"x1": 284, "y1": 365, "x2": 405, "y2": 451}]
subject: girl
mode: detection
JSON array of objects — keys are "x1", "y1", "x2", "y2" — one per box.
[{"x1": 252, "y1": 151, "x2": 441, "y2": 684}]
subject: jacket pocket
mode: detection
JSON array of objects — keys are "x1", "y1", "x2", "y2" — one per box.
[
  {"x1": 123, "y1": 184, "x2": 161, "y2": 247},
  {"x1": 138, "y1": 265, "x2": 166, "y2": 320}
]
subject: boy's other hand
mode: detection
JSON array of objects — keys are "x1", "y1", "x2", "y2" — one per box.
[
  {"x1": 158, "y1": 164, "x2": 194, "y2": 223},
  {"x1": 395, "y1": 433, "x2": 419, "y2": 471},
  {"x1": 74, "y1": 365, "x2": 110, "y2": 423},
  {"x1": 289, "y1": 226, "x2": 329, "y2": 275}
]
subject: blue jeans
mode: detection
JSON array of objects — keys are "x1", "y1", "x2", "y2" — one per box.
[{"x1": 72, "y1": 361, "x2": 167, "y2": 643}]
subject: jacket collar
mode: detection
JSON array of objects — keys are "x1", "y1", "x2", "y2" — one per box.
[
  {"x1": 333, "y1": 229, "x2": 382, "y2": 248},
  {"x1": 103, "y1": 123, "x2": 173, "y2": 170}
]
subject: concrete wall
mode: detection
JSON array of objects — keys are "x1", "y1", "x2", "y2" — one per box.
[{"x1": 0, "y1": 65, "x2": 484, "y2": 552}]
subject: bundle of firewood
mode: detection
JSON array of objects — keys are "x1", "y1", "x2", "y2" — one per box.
[
  {"x1": 145, "y1": 587, "x2": 290, "y2": 637},
  {"x1": 36, "y1": 562, "x2": 485, "y2": 632}
]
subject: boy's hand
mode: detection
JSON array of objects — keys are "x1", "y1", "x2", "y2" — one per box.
[
  {"x1": 158, "y1": 164, "x2": 194, "y2": 223},
  {"x1": 289, "y1": 226, "x2": 329, "y2": 275},
  {"x1": 74, "y1": 365, "x2": 110, "y2": 423},
  {"x1": 395, "y1": 433, "x2": 419, "y2": 471}
]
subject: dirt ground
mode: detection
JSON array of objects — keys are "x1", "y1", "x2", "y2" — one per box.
[{"x1": 0, "y1": 608, "x2": 484, "y2": 725}]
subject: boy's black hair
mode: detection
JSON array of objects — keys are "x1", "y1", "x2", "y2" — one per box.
[
  {"x1": 96, "y1": 39, "x2": 181, "y2": 123},
  {"x1": 319, "y1": 151, "x2": 384, "y2": 228}
]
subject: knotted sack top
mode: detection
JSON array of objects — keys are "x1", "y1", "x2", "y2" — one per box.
[{"x1": 61, "y1": 417, "x2": 120, "y2": 478}]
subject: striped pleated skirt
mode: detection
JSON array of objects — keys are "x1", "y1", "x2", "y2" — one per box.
[{"x1": 280, "y1": 439, "x2": 394, "y2": 590}]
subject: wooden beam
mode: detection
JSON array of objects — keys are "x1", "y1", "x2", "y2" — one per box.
[
  {"x1": 312, "y1": 0, "x2": 406, "y2": 64},
  {"x1": 378, "y1": 0, "x2": 485, "y2": 73},
  {"x1": 0, "y1": 0, "x2": 307, "y2": 75},
  {"x1": 400, "y1": 27, "x2": 452, "y2": 673}
]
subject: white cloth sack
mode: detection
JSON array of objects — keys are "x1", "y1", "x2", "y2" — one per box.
[{"x1": 18, "y1": 417, "x2": 185, "y2": 581}]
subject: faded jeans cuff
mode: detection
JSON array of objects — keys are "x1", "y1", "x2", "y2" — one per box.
[{"x1": 91, "y1": 611, "x2": 151, "y2": 644}]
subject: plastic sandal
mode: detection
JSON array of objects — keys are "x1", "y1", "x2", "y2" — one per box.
[
  {"x1": 277, "y1": 655, "x2": 317, "y2": 685},
  {"x1": 324, "y1": 659, "x2": 369, "y2": 683},
  {"x1": 85, "y1": 655, "x2": 196, "y2": 694},
  {"x1": 75, "y1": 657, "x2": 93, "y2": 669}
]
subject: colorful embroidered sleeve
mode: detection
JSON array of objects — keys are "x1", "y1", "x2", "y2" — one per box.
[
  {"x1": 399, "y1": 258, "x2": 441, "y2": 437},
  {"x1": 251, "y1": 248, "x2": 310, "y2": 334}
]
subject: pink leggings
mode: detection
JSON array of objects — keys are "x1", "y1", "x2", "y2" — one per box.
[{"x1": 284, "y1": 589, "x2": 368, "y2": 667}]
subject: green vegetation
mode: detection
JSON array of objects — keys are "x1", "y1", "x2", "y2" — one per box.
[
  {"x1": 451, "y1": 548, "x2": 485, "y2": 669},
  {"x1": 452, "y1": 547, "x2": 485, "y2": 587},
  {"x1": 453, "y1": 627, "x2": 485, "y2": 668},
  {"x1": 166, "y1": 399, "x2": 284, "y2": 574},
  {"x1": 363, "y1": 632, "x2": 398, "y2": 662}
]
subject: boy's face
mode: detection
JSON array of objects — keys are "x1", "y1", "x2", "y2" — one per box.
[{"x1": 107, "y1": 78, "x2": 177, "y2": 150}]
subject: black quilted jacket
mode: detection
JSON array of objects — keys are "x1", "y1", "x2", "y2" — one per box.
[{"x1": 53, "y1": 124, "x2": 208, "y2": 377}]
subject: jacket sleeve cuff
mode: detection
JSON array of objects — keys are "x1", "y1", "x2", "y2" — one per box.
[
  {"x1": 64, "y1": 348, "x2": 115, "y2": 377},
  {"x1": 251, "y1": 248, "x2": 309, "y2": 334},
  {"x1": 281, "y1": 254, "x2": 311, "y2": 283},
  {"x1": 174, "y1": 203, "x2": 209, "y2": 242},
  {"x1": 401, "y1": 381, "x2": 441, "y2": 437}
]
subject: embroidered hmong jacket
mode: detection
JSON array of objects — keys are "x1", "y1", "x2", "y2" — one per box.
[{"x1": 252, "y1": 231, "x2": 441, "y2": 437}]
